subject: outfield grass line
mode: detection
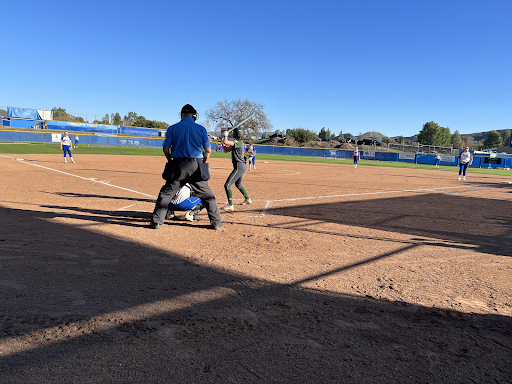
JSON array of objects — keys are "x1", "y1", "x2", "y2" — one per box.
[{"x1": 1, "y1": 143, "x2": 512, "y2": 176}]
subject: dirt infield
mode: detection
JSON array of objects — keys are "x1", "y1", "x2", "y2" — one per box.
[{"x1": 1, "y1": 154, "x2": 511, "y2": 383}]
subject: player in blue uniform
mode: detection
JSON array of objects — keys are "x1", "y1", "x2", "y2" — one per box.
[
  {"x1": 245, "y1": 144, "x2": 256, "y2": 171},
  {"x1": 353, "y1": 147, "x2": 360, "y2": 168},
  {"x1": 166, "y1": 184, "x2": 204, "y2": 221},
  {"x1": 435, "y1": 153, "x2": 441, "y2": 167},
  {"x1": 458, "y1": 147, "x2": 473, "y2": 180},
  {"x1": 60, "y1": 132, "x2": 75, "y2": 163}
]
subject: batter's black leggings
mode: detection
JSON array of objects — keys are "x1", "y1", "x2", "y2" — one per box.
[{"x1": 224, "y1": 162, "x2": 247, "y2": 191}]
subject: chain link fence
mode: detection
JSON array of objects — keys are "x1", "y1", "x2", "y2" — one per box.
[{"x1": 387, "y1": 142, "x2": 458, "y2": 154}]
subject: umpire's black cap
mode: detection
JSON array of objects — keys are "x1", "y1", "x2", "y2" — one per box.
[{"x1": 181, "y1": 104, "x2": 197, "y2": 114}]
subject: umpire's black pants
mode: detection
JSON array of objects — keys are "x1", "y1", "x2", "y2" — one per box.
[{"x1": 152, "y1": 159, "x2": 222, "y2": 227}]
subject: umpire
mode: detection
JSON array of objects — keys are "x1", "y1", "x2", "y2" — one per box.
[{"x1": 150, "y1": 104, "x2": 223, "y2": 230}]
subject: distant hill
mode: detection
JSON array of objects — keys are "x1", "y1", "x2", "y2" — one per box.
[
  {"x1": 343, "y1": 129, "x2": 512, "y2": 144},
  {"x1": 343, "y1": 131, "x2": 390, "y2": 141},
  {"x1": 0, "y1": 109, "x2": 7, "y2": 118},
  {"x1": 460, "y1": 129, "x2": 510, "y2": 142}
]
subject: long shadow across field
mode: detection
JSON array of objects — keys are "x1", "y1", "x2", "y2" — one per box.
[
  {"x1": 264, "y1": 191, "x2": 512, "y2": 257},
  {"x1": 0, "y1": 204, "x2": 511, "y2": 383}
]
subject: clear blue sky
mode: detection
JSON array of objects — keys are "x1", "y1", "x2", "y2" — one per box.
[{"x1": 2, "y1": 0, "x2": 510, "y2": 137}]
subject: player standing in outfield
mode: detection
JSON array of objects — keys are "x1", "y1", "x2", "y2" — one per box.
[
  {"x1": 458, "y1": 147, "x2": 473, "y2": 180},
  {"x1": 60, "y1": 132, "x2": 75, "y2": 163},
  {"x1": 74, "y1": 135, "x2": 79, "y2": 148},
  {"x1": 435, "y1": 153, "x2": 441, "y2": 167},
  {"x1": 250, "y1": 144, "x2": 256, "y2": 170},
  {"x1": 221, "y1": 128, "x2": 252, "y2": 211},
  {"x1": 166, "y1": 183, "x2": 204, "y2": 222},
  {"x1": 245, "y1": 144, "x2": 256, "y2": 171},
  {"x1": 353, "y1": 147, "x2": 360, "y2": 168}
]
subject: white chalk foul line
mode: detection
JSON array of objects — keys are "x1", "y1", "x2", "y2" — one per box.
[
  {"x1": 258, "y1": 183, "x2": 510, "y2": 217},
  {"x1": 1, "y1": 154, "x2": 154, "y2": 198},
  {"x1": 268, "y1": 183, "x2": 504, "y2": 203}
]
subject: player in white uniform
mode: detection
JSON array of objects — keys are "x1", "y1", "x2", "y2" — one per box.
[
  {"x1": 60, "y1": 132, "x2": 75, "y2": 163},
  {"x1": 245, "y1": 144, "x2": 256, "y2": 171},
  {"x1": 353, "y1": 147, "x2": 360, "y2": 168},
  {"x1": 457, "y1": 147, "x2": 473, "y2": 180},
  {"x1": 435, "y1": 153, "x2": 441, "y2": 167}
]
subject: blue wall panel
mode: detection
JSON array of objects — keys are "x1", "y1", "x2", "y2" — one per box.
[
  {"x1": 0, "y1": 131, "x2": 45, "y2": 143},
  {"x1": 47, "y1": 121, "x2": 117, "y2": 134},
  {"x1": 119, "y1": 126, "x2": 162, "y2": 137},
  {"x1": 377, "y1": 152, "x2": 399, "y2": 162},
  {"x1": 416, "y1": 154, "x2": 435, "y2": 165},
  {"x1": 9, "y1": 119, "x2": 42, "y2": 129}
]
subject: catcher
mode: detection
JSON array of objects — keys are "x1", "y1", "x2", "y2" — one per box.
[{"x1": 166, "y1": 183, "x2": 204, "y2": 221}]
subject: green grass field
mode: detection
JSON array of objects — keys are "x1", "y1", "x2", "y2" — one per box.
[{"x1": 1, "y1": 142, "x2": 511, "y2": 177}]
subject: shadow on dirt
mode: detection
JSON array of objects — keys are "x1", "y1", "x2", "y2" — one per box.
[
  {"x1": 263, "y1": 191, "x2": 512, "y2": 257},
  {"x1": 0, "y1": 204, "x2": 511, "y2": 383}
]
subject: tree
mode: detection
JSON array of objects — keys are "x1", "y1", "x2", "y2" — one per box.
[
  {"x1": 381, "y1": 136, "x2": 393, "y2": 144},
  {"x1": 338, "y1": 130, "x2": 343, "y2": 139},
  {"x1": 451, "y1": 130, "x2": 462, "y2": 149},
  {"x1": 52, "y1": 107, "x2": 68, "y2": 121},
  {"x1": 418, "y1": 121, "x2": 440, "y2": 145},
  {"x1": 197, "y1": 120, "x2": 211, "y2": 131},
  {"x1": 502, "y1": 129, "x2": 511, "y2": 147},
  {"x1": 206, "y1": 99, "x2": 272, "y2": 136},
  {"x1": 123, "y1": 112, "x2": 139, "y2": 126},
  {"x1": 111, "y1": 112, "x2": 122, "y2": 126},
  {"x1": 418, "y1": 121, "x2": 451, "y2": 146},
  {"x1": 438, "y1": 127, "x2": 451, "y2": 146},
  {"x1": 483, "y1": 130, "x2": 502, "y2": 148},
  {"x1": 318, "y1": 127, "x2": 332, "y2": 140},
  {"x1": 285, "y1": 128, "x2": 318, "y2": 144}
]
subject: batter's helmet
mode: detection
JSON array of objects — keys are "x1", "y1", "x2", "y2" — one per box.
[{"x1": 233, "y1": 128, "x2": 242, "y2": 139}]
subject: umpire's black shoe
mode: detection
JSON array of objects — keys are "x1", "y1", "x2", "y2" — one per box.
[{"x1": 149, "y1": 222, "x2": 161, "y2": 229}]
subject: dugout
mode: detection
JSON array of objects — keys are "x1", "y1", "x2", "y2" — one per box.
[{"x1": 473, "y1": 153, "x2": 512, "y2": 169}]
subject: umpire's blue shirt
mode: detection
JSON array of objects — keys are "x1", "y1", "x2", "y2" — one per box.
[{"x1": 163, "y1": 117, "x2": 211, "y2": 159}]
